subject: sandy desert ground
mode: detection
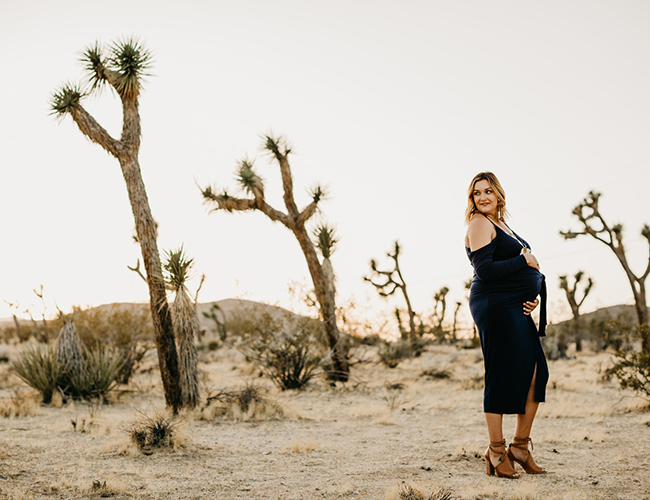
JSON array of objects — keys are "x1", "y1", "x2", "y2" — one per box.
[{"x1": 0, "y1": 343, "x2": 649, "y2": 500}]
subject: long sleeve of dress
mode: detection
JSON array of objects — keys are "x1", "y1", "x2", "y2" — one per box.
[{"x1": 468, "y1": 240, "x2": 528, "y2": 282}]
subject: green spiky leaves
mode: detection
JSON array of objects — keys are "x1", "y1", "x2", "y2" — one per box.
[
  {"x1": 82, "y1": 42, "x2": 109, "y2": 92},
  {"x1": 51, "y1": 37, "x2": 151, "y2": 118},
  {"x1": 236, "y1": 158, "x2": 264, "y2": 198},
  {"x1": 108, "y1": 38, "x2": 152, "y2": 99},
  {"x1": 50, "y1": 83, "x2": 84, "y2": 117},
  {"x1": 263, "y1": 134, "x2": 291, "y2": 161},
  {"x1": 311, "y1": 185, "x2": 325, "y2": 204},
  {"x1": 163, "y1": 246, "x2": 194, "y2": 292},
  {"x1": 314, "y1": 224, "x2": 338, "y2": 259}
]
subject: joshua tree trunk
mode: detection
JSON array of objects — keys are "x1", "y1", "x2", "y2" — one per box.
[
  {"x1": 121, "y1": 158, "x2": 181, "y2": 409},
  {"x1": 293, "y1": 225, "x2": 347, "y2": 377},
  {"x1": 51, "y1": 39, "x2": 182, "y2": 410},
  {"x1": 201, "y1": 135, "x2": 349, "y2": 381},
  {"x1": 561, "y1": 191, "x2": 650, "y2": 351}
]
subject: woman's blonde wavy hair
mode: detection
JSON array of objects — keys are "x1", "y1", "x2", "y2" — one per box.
[{"x1": 465, "y1": 172, "x2": 509, "y2": 224}]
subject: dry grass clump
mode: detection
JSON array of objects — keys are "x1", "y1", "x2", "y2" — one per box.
[
  {"x1": 284, "y1": 437, "x2": 318, "y2": 453},
  {"x1": 378, "y1": 340, "x2": 414, "y2": 368},
  {"x1": 385, "y1": 482, "x2": 453, "y2": 500},
  {"x1": 127, "y1": 410, "x2": 183, "y2": 450},
  {"x1": 420, "y1": 368, "x2": 451, "y2": 379},
  {"x1": 0, "y1": 389, "x2": 40, "y2": 418},
  {"x1": 461, "y1": 374, "x2": 483, "y2": 390},
  {"x1": 201, "y1": 384, "x2": 284, "y2": 421}
]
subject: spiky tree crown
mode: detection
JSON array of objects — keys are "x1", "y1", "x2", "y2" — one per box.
[
  {"x1": 236, "y1": 159, "x2": 264, "y2": 197},
  {"x1": 314, "y1": 224, "x2": 338, "y2": 259},
  {"x1": 263, "y1": 134, "x2": 291, "y2": 160},
  {"x1": 163, "y1": 247, "x2": 194, "y2": 291},
  {"x1": 50, "y1": 37, "x2": 152, "y2": 116},
  {"x1": 50, "y1": 84, "x2": 84, "y2": 118}
]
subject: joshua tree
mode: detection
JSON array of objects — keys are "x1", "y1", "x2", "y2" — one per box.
[
  {"x1": 432, "y1": 286, "x2": 450, "y2": 341},
  {"x1": 464, "y1": 278, "x2": 478, "y2": 342},
  {"x1": 50, "y1": 38, "x2": 181, "y2": 409},
  {"x1": 452, "y1": 301, "x2": 462, "y2": 341},
  {"x1": 559, "y1": 271, "x2": 593, "y2": 351},
  {"x1": 365, "y1": 241, "x2": 418, "y2": 347},
  {"x1": 201, "y1": 135, "x2": 349, "y2": 381},
  {"x1": 163, "y1": 248, "x2": 201, "y2": 407},
  {"x1": 561, "y1": 191, "x2": 650, "y2": 351}
]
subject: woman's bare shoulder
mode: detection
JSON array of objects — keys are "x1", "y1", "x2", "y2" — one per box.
[{"x1": 466, "y1": 215, "x2": 495, "y2": 250}]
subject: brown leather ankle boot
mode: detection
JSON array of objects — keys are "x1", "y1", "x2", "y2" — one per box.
[
  {"x1": 484, "y1": 439, "x2": 520, "y2": 478},
  {"x1": 508, "y1": 437, "x2": 547, "y2": 474}
]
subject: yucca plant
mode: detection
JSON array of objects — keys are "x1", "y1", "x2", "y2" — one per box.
[
  {"x1": 63, "y1": 347, "x2": 123, "y2": 400},
  {"x1": 13, "y1": 322, "x2": 123, "y2": 403},
  {"x1": 12, "y1": 346, "x2": 65, "y2": 404},
  {"x1": 163, "y1": 247, "x2": 200, "y2": 407},
  {"x1": 57, "y1": 320, "x2": 86, "y2": 373},
  {"x1": 51, "y1": 38, "x2": 182, "y2": 410}
]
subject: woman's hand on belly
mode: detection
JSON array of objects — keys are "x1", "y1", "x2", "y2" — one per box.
[{"x1": 523, "y1": 298, "x2": 539, "y2": 316}]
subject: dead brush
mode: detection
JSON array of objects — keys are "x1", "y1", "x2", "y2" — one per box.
[
  {"x1": 127, "y1": 410, "x2": 180, "y2": 449},
  {"x1": 396, "y1": 483, "x2": 453, "y2": 500},
  {"x1": 461, "y1": 374, "x2": 483, "y2": 390},
  {"x1": 383, "y1": 382, "x2": 408, "y2": 410},
  {"x1": 378, "y1": 340, "x2": 413, "y2": 368},
  {"x1": 0, "y1": 389, "x2": 39, "y2": 418},
  {"x1": 201, "y1": 384, "x2": 283, "y2": 420},
  {"x1": 420, "y1": 368, "x2": 451, "y2": 380}
]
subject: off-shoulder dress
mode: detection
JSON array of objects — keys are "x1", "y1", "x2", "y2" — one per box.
[{"x1": 466, "y1": 216, "x2": 549, "y2": 414}]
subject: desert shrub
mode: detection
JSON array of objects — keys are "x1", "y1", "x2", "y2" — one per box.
[
  {"x1": 587, "y1": 311, "x2": 635, "y2": 352},
  {"x1": 378, "y1": 340, "x2": 413, "y2": 368},
  {"x1": 51, "y1": 305, "x2": 154, "y2": 384},
  {"x1": 461, "y1": 374, "x2": 484, "y2": 390},
  {"x1": 202, "y1": 384, "x2": 283, "y2": 420},
  {"x1": 63, "y1": 347, "x2": 123, "y2": 400},
  {"x1": 420, "y1": 368, "x2": 451, "y2": 379},
  {"x1": 606, "y1": 325, "x2": 650, "y2": 399},
  {"x1": 11, "y1": 345, "x2": 64, "y2": 404},
  {"x1": 12, "y1": 344, "x2": 122, "y2": 403},
  {"x1": 241, "y1": 313, "x2": 323, "y2": 390},
  {"x1": 544, "y1": 323, "x2": 571, "y2": 360},
  {"x1": 0, "y1": 389, "x2": 40, "y2": 418},
  {"x1": 128, "y1": 410, "x2": 179, "y2": 449},
  {"x1": 349, "y1": 333, "x2": 383, "y2": 347},
  {"x1": 395, "y1": 483, "x2": 452, "y2": 500}
]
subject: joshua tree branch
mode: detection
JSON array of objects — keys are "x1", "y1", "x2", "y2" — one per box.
[
  {"x1": 258, "y1": 201, "x2": 293, "y2": 227},
  {"x1": 278, "y1": 155, "x2": 300, "y2": 218},
  {"x1": 69, "y1": 105, "x2": 121, "y2": 157},
  {"x1": 297, "y1": 200, "x2": 319, "y2": 227},
  {"x1": 642, "y1": 226, "x2": 650, "y2": 281}
]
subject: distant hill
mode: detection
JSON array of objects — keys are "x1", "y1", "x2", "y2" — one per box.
[
  {"x1": 552, "y1": 304, "x2": 637, "y2": 327},
  {"x1": 0, "y1": 298, "x2": 305, "y2": 331}
]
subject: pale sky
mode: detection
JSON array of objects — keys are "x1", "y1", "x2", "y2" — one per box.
[{"x1": 1, "y1": 0, "x2": 649, "y2": 334}]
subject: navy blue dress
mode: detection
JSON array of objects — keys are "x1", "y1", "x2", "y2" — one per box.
[{"x1": 466, "y1": 217, "x2": 549, "y2": 414}]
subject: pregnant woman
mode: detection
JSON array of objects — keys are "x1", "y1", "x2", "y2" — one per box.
[{"x1": 465, "y1": 172, "x2": 549, "y2": 479}]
